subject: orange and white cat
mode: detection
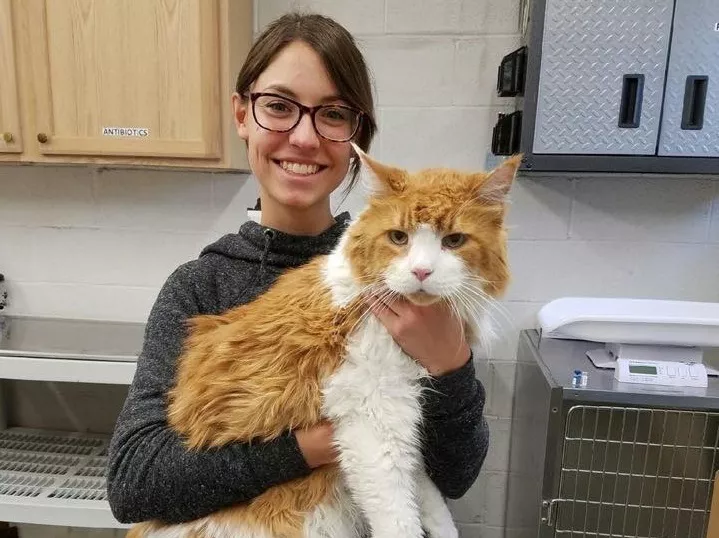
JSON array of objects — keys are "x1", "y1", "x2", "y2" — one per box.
[{"x1": 129, "y1": 146, "x2": 520, "y2": 538}]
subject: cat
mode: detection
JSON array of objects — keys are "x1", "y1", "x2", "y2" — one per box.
[{"x1": 128, "y1": 146, "x2": 521, "y2": 538}]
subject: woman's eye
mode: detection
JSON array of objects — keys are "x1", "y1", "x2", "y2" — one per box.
[
  {"x1": 266, "y1": 101, "x2": 291, "y2": 113},
  {"x1": 388, "y1": 230, "x2": 408, "y2": 245},
  {"x1": 442, "y1": 233, "x2": 466, "y2": 249},
  {"x1": 322, "y1": 107, "x2": 348, "y2": 121}
]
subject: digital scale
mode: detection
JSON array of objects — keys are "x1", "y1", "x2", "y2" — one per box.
[{"x1": 537, "y1": 297, "x2": 719, "y2": 388}]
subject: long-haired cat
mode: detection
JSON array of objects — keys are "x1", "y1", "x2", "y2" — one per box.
[{"x1": 128, "y1": 146, "x2": 520, "y2": 538}]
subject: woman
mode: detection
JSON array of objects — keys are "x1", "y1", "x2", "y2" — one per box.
[{"x1": 107, "y1": 12, "x2": 489, "y2": 524}]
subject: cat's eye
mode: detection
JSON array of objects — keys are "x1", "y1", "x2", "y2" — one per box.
[
  {"x1": 388, "y1": 230, "x2": 408, "y2": 245},
  {"x1": 442, "y1": 233, "x2": 466, "y2": 249}
]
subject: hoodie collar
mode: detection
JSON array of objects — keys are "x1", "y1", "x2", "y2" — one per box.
[{"x1": 200, "y1": 212, "x2": 352, "y2": 270}]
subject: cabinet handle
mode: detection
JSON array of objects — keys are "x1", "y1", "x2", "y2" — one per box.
[
  {"x1": 618, "y1": 74, "x2": 644, "y2": 128},
  {"x1": 2, "y1": 132, "x2": 13, "y2": 143},
  {"x1": 37, "y1": 133, "x2": 48, "y2": 143},
  {"x1": 681, "y1": 75, "x2": 708, "y2": 130}
]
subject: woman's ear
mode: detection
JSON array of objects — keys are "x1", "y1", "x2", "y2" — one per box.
[{"x1": 232, "y1": 93, "x2": 249, "y2": 141}]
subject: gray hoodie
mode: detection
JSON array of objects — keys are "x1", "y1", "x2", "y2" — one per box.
[{"x1": 107, "y1": 212, "x2": 490, "y2": 524}]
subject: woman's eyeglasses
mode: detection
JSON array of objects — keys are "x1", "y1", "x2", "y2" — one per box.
[{"x1": 249, "y1": 92, "x2": 363, "y2": 142}]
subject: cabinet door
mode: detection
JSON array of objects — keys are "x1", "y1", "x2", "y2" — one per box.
[
  {"x1": 26, "y1": 0, "x2": 221, "y2": 160},
  {"x1": 0, "y1": 0, "x2": 22, "y2": 154},
  {"x1": 532, "y1": 0, "x2": 674, "y2": 155},
  {"x1": 658, "y1": 0, "x2": 719, "y2": 157}
]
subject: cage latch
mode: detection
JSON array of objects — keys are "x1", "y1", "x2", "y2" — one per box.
[{"x1": 542, "y1": 498, "x2": 560, "y2": 527}]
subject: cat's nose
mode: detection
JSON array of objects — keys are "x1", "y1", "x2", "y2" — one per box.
[{"x1": 412, "y1": 268, "x2": 433, "y2": 282}]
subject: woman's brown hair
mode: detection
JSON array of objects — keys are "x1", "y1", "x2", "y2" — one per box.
[{"x1": 235, "y1": 12, "x2": 377, "y2": 188}]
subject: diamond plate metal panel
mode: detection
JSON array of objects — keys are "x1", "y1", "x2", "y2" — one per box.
[
  {"x1": 533, "y1": 0, "x2": 674, "y2": 155},
  {"x1": 659, "y1": 0, "x2": 719, "y2": 157}
]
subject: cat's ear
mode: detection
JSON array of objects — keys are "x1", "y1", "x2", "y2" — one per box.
[
  {"x1": 351, "y1": 142, "x2": 406, "y2": 194},
  {"x1": 476, "y1": 154, "x2": 522, "y2": 203}
]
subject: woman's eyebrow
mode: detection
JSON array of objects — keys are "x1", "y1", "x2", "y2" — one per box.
[{"x1": 261, "y1": 84, "x2": 345, "y2": 105}]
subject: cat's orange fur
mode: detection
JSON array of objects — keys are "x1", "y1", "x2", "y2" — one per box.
[{"x1": 128, "y1": 153, "x2": 521, "y2": 538}]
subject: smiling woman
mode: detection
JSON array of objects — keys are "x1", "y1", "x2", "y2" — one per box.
[
  {"x1": 106, "y1": 12, "x2": 492, "y2": 537},
  {"x1": 231, "y1": 40, "x2": 363, "y2": 234}
]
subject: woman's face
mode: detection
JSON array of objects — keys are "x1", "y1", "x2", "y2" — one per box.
[{"x1": 233, "y1": 41, "x2": 353, "y2": 218}]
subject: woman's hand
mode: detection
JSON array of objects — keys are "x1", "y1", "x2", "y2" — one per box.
[
  {"x1": 296, "y1": 421, "x2": 338, "y2": 468},
  {"x1": 367, "y1": 295, "x2": 471, "y2": 377}
]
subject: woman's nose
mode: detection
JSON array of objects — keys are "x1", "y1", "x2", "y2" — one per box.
[{"x1": 289, "y1": 113, "x2": 321, "y2": 149}]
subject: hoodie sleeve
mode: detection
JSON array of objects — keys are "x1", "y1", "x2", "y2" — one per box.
[
  {"x1": 107, "y1": 264, "x2": 312, "y2": 524},
  {"x1": 419, "y1": 354, "x2": 490, "y2": 499}
]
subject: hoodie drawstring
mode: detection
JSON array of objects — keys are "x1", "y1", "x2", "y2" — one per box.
[{"x1": 259, "y1": 229, "x2": 275, "y2": 278}]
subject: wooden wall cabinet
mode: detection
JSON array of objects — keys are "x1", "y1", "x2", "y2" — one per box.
[{"x1": 0, "y1": 0, "x2": 252, "y2": 170}]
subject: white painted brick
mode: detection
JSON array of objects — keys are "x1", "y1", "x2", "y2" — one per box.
[
  {"x1": 0, "y1": 226, "x2": 36, "y2": 283},
  {"x1": 707, "y1": 183, "x2": 719, "y2": 242},
  {"x1": 381, "y1": 106, "x2": 511, "y2": 170},
  {"x1": 331, "y1": 178, "x2": 369, "y2": 217},
  {"x1": 449, "y1": 471, "x2": 485, "y2": 523},
  {"x1": 95, "y1": 169, "x2": 215, "y2": 232},
  {"x1": 483, "y1": 418, "x2": 511, "y2": 472},
  {"x1": 506, "y1": 241, "x2": 719, "y2": 303},
  {"x1": 472, "y1": 302, "x2": 539, "y2": 361},
  {"x1": 28, "y1": 228, "x2": 207, "y2": 287},
  {"x1": 571, "y1": 177, "x2": 714, "y2": 242},
  {"x1": 257, "y1": 0, "x2": 385, "y2": 36},
  {"x1": 212, "y1": 173, "x2": 258, "y2": 235},
  {"x1": 458, "y1": 524, "x2": 504, "y2": 538},
  {"x1": 487, "y1": 361, "x2": 516, "y2": 418},
  {"x1": 0, "y1": 165, "x2": 95, "y2": 227},
  {"x1": 506, "y1": 177, "x2": 573, "y2": 240},
  {"x1": 7, "y1": 281, "x2": 157, "y2": 322},
  {"x1": 474, "y1": 354, "x2": 491, "y2": 387},
  {"x1": 459, "y1": 0, "x2": 521, "y2": 34},
  {"x1": 300, "y1": 0, "x2": 386, "y2": 35},
  {"x1": 505, "y1": 528, "x2": 537, "y2": 538},
  {"x1": 386, "y1": 0, "x2": 461, "y2": 34},
  {"x1": 453, "y1": 36, "x2": 521, "y2": 106},
  {"x1": 256, "y1": 0, "x2": 298, "y2": 33},
  {"x1": 449, "y1": 471, "x2": 508, "y2": 525},
  {"x1": 361, "y1": 37, "x2": 455, "y2": 106}
]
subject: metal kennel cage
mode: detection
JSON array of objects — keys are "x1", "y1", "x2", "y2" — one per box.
[{"x1": 507, "y1": 330, "x2": 719, "y2": 538}]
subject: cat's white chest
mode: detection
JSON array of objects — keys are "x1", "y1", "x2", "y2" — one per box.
[{"x1": 322, "y1": 315, "x2": 427, "y2": 430}]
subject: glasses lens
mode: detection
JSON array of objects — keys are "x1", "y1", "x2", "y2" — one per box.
[
  {"x1": 315, "y1": 106, "x2": 361, "y2": 141},
  {"x1": 253, "y1": 95, "x2": 300, "y2": 132}
]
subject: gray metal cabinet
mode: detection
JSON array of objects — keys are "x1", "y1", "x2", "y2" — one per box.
[
  {"x1": 533, "y1": 0, "x2": 675, "y2": 155},
  {"x1": 658, "y1": 0, "x2": 719, "y2": 157},
  {"x1": 494, "y1": 0, "x2": 719, "y2": 174}
]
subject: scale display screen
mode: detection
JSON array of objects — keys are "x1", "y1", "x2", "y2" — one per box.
[{"x1": 628, "y1": 364, "x2": 658, "y2": 375}]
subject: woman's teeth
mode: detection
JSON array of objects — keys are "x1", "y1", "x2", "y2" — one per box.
[{"x1": 280, "y1": 161, "x2": 320, "y2": 175}]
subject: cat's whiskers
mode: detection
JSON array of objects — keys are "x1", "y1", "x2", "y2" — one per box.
[
  {"x1": 458, "y1": 291, "x2": 504, "y2": 347},
  {"x1": 344, "y1": 285, "x2": 399, "y2": 336},
  {"x1": 331, "y1": 280, "x2": 382, "y2": 327},
  {"x1": 460, "y1": 281, "x2": 515, "y2": 330},
  {"x1": 456, "y1": 289, "x2": 500, "y2": 356},
  {"x1": 447, "y1": 289, "x2": 497, "y2": 355}
]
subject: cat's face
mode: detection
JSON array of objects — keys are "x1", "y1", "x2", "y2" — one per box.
[{"x1": 344, "y1": 145, "x2": 520, "y2": 307}]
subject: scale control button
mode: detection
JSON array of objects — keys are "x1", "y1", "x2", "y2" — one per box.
[{"x1": 667, "y1": 366, "x2": 676, "y2": 377}]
